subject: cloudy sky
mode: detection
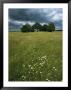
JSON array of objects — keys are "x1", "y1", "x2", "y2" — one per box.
[{"x1": 9, "y1": 8, "x2": 63, "y2": 30}]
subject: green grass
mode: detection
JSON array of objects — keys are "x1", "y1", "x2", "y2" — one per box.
[{"x1": 9, "y1": 31, "x2": 62, "y2": 81}]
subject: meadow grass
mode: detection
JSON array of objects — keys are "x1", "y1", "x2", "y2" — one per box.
[{"x1": 9, "y1": 31, "x2": 62, "y2": 81}]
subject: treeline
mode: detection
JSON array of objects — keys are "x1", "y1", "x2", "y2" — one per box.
[{"x1": 21, "y1": 22, "x2": 55, "y2": 32}]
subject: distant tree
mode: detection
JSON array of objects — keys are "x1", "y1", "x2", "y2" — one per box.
[
  {"x1": 47, "y1": 22, "x2": 55, "y2": 32},
  {"x1": 32, "y1": 22, "x2": 41, "y2": 32},
  {"x1": 21, "y1": 24, "x2": 32, "y2": 32},
  {"x1": 41, "y1": 24, "x2": 48, "y2": 31},
  {"x1": 56, "y1": 29, "x2": 62, "y2": 31},
  {"x1": 21, "y1": 22, "x2": 55, "y2": 32}
]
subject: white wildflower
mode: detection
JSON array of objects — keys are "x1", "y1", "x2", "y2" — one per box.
[
  {"x1": 40, "y1": 72, "x2": 42, "y2": 74},
  {"x1": 40, "y1": 61, "x2": 45, "y2": 66},
  {"x1": 38, "y1": 57, "x2": 41, "y2": 60},
  {"x1": 21, "y1": 75, "x2": 26, "y2": 79},
  {"x1": 46, "y1": 78, "x2": 49, "y2": 80},
  {"x1": 55, "y1": 69, "x2": 57, "y2": 71},
  {"x1": 41, "y1": 55, "x2": 46, "y2": 59},
  {"x1": 40, "y1": 63, "x2": 43, "y2": 66},
  {"x1": 31, "y1": 67, "x2": 33, "y2": 69},
  {"x1": 34, "y1": 63, "x2": 37, "y2": 66},
  {"x1": 28, "y1": 65, "x2": 31, "y2": 67},
  {"x1": 53, "y1": 67, "x2": 55, "y2": 69},
  {"x1": 53, "y1": 67, "x2": 57, "y2": 71},
  {"x1": 42, "y1": 61, "x2": 45, "y2": 64}
]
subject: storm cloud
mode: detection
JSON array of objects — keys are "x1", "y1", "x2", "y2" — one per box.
[{"x1": 9, "y1": 8, "x2": 63, "y2": 30}]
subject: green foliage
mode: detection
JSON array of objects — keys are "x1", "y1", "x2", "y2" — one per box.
[
  {"x1": 47, "y1": 22, "x2": 55, "y2": 32},
  {"x1": 21, "y1": 22, "x2": 55, "y2": 32},
  {"x1": 32, "y1": 22, "x2": 41, "y2": 31},
  {"x1": 21, "y1": 23, "x2": 32, "y2": 32},
  {"x1": 41, "y1": 24, "x2": 48, "y2": 31}
]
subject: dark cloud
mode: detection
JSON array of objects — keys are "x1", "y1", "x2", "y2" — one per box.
[
  {"x1": 9, "y1": 9, "x2": 49, "y2": 23},
  {"x1": 9, "y1": 8, "x2": 63, "y2": 30}
]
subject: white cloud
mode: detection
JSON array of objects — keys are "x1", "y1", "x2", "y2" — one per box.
[
  {"x1": 9, "y1": 18, "x2": 35, "y2": 26},
  {"x1": 9, "y1": 18, "x2": 48, "y2": 26},
  {"x1": 47, "y1": 10, "x2": 57, "y2": 17},
  {"x1": 41, "y1": 9, "x2": 62, "y2": 23},
  {"x1": 51, "y1": 13, "x2": 62, "y2": 21}
]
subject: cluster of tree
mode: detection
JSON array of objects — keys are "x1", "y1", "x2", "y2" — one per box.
[{"x1": 21, "y1": 22, "x2": 55, "y2": 32}]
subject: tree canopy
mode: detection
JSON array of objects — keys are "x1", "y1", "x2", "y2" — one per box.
[
  {"x1": 41, "y1": 24, "x2": 48, "y2": 31},
  {"x1": 21, "y1": 23, "x2": 32, "y2": 32},
  {"x1": 21, "y1": 22, "x2": 56, "y2": 32},
  {"x1": 47, "y1": 22, "x2": 55, "y2": 32},
  {"x1": 32, "y1": 22, "x2": 42, "y2": 32}
]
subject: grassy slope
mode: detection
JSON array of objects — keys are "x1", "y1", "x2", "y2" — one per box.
[{"x1": 9, "y1": 31, "x2": 62, "y2": 81}]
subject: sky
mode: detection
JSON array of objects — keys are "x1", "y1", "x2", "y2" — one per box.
[{"x1": 9, "y1": 8, "x2": 63, "y2": 30}]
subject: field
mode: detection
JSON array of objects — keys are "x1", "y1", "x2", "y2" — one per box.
[{"x1": 9, "y1": 31, "x2": 62, "y2": 81}]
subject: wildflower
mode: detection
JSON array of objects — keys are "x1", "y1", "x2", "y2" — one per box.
[
  {"x1": 46, "y1": 78, "x2": 49, "y2": 80},
  {"x1": 21, "y1": 75, "x2": 26, "y2": 79},
  {"x1": 39, "y1": 61, "x2": 45, "y2": 66},
  {"x1": 55, "y1": 69, "x2": 57, "y2": 71},
  {"x1": 31, "y1": 67, "x2": 33, "y2": 69},
  {"x1": 53, "y1": 67, "x2": 57, "y2": 71},
  {"x1": 40, "y1": 63, "x2": 43, "y2": 66},
  {"x1": 40, "y1": 72, "x2": 42, "y2": 74},
  {"x1": 34, "y1": 63, "x2": 37, "y2": 66},
  {"x1": 41, "y1": 55, "x2": 46, "y2": 59},
  {"x1": 53, "y1": 67, "x2": 55, "y2": 69},
  {"x1": 28, "y1": 65, "x2": 31, "y2": 67},
  {"x1": 42, "y1": 61, "x2": 45, "y2": 64}
]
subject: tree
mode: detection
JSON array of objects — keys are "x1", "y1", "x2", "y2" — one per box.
[
  {"x1": 47, "y1": 22, "x2": 55, "y2": 32},
  {"x1": 41, "y1": 24, "x2": 48, "y2": 31},
  {"x1": 21, "y1": 23, "x2": 32, "y2": 32},
  {"x1": 21, "y1": 22, "x2": 55, "y2": 32},
  {"x1": 32, "y1": 22, "x2": 41, "y2": 32}
]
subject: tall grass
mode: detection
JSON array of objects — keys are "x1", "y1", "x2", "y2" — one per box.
[{"x1": 9, "y1": 31, "x2": 62, "y2": 81}]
